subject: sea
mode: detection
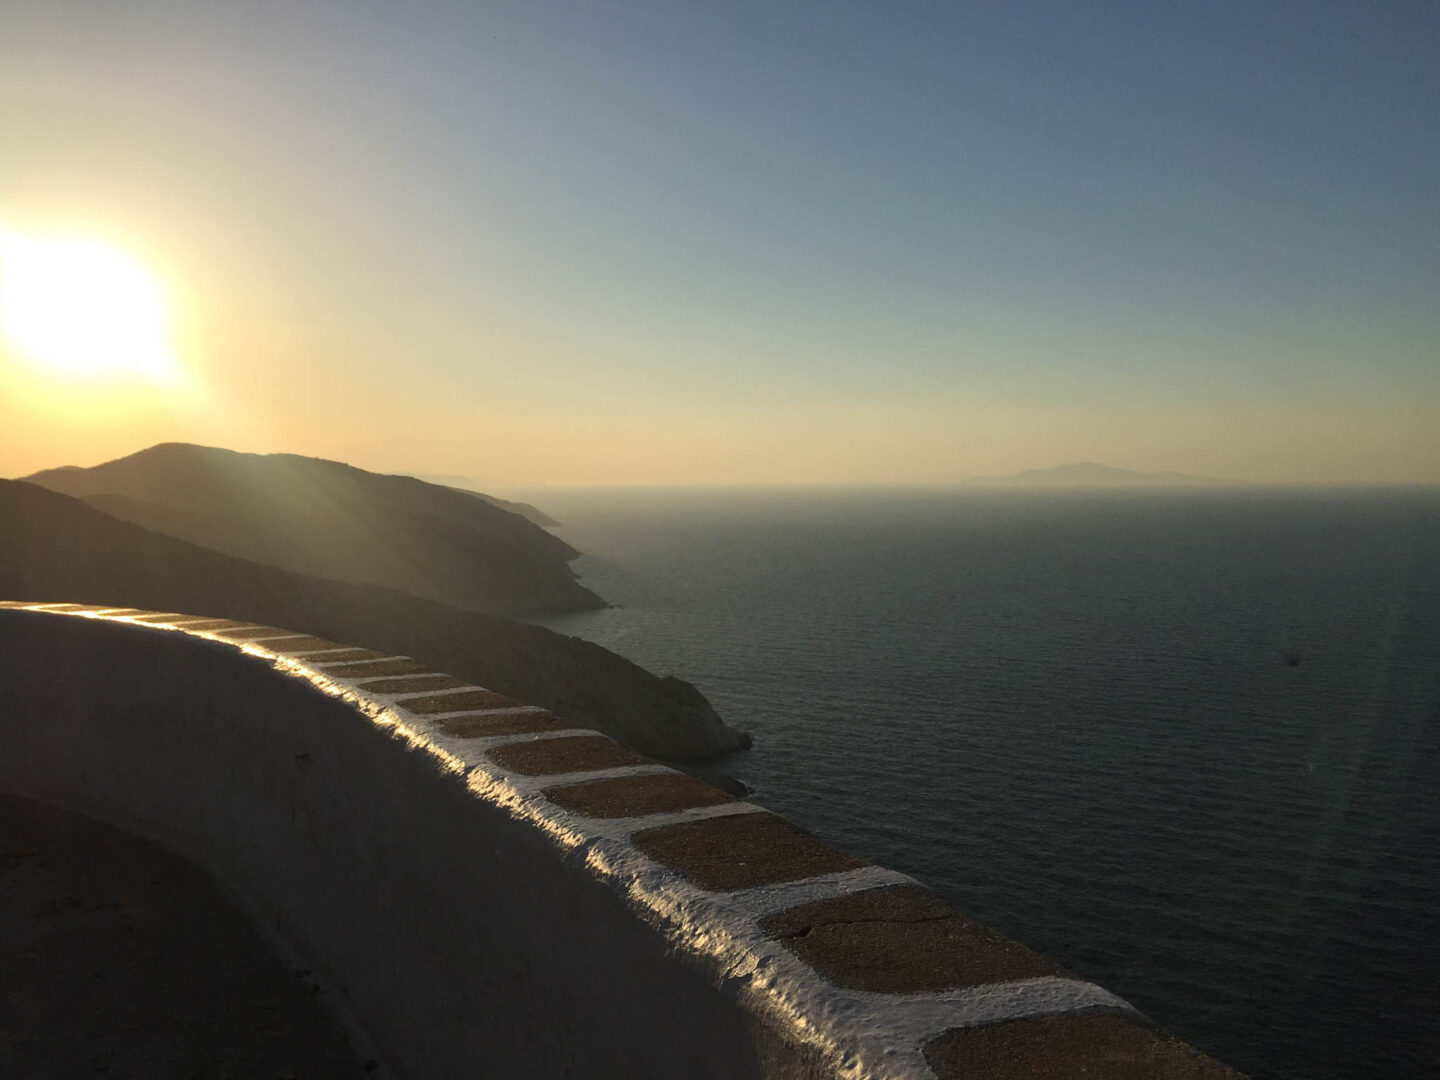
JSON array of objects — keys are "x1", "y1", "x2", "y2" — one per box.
[{"x1": 516, "y1": 485, "x2": 1440, "y2": 1080}]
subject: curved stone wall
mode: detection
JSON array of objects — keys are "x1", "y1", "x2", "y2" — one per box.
[{"x1": 0, "y1": 601, "x2": 1243, "y2": 1079}]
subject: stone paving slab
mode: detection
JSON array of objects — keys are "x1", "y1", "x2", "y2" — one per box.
[
  {"x1": 488, "y1": 735, "x2": 647, "y2": 776},
  {"x1": 355, "y1": 674, "x2": 467, "y2": 695},
  {"x1": 633, "y1": 812, "x2": 868, "y2": 891},
  {"x1": 545, "y1": 772, "x2": 736, "y2": 819},
  {"x1": 396, "y1": 689, "x2": 519, "y2": 714},
  {"x1": 435, "y1": 711, "x2": 569, "y2": 739},
  {"x1": 318, "y1": 659, "x2": 431, "y2": 680},
  {"x1": 923, "y1": 1012, "x2": 1246, "y2": 1080},
  {"x1": 293, "y1": 648, "x2": 390, "y2": 664},
  {"x1": 762, "y1": 884, "x2": 1068, "y2": 993}
]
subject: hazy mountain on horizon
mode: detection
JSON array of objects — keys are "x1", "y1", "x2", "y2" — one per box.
[
  {"x1": 964, "y1": 462, "x2": 1241, "y2": 488},
  {"x1": 0, "y1": 478, "x2": 748, "y2": 760},
  {"x1": 22, "y1": 444, "x2": 600, "y2": 616},
  {"x1": 414, "y1": 475, "x2": 559, "y2": 527}
]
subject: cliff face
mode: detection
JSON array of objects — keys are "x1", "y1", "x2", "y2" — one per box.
[
  {"x1": 23, "y1": 443, "x2": 602, "y2": 617},
  {"x1": 0, "y1": 480, "x2": 750, "y2": 760}
]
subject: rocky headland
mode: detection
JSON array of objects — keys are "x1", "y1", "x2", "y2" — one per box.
[
  {"x1": 0, "y1": 476, "x2": 750, "y2": 761},
  {"x1": 24, "y1": 443, "x2": 602, "y2": 616}
]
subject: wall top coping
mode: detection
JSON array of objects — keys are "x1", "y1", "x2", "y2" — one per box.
[{"x1": 0, "y1": 600, "x2": 1244, "y2": 1080}]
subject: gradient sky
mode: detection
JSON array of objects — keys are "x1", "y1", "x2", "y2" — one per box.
[{"x1": 2, "y1": 1, "x2": 1436, "y2": 485}]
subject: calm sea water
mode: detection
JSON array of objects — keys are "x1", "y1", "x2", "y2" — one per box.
[{"x1": 518, "y1": 486, "x2": 1440, "y2": 1080}]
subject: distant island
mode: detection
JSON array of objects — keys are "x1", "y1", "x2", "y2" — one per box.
[{"x1": 964, "y1": 462, "x2": 1242, "y2": 488}]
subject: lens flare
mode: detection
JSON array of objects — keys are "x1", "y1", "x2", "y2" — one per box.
[{"x1": 0, "y1": 228, "x2": 178, "y2": 382}]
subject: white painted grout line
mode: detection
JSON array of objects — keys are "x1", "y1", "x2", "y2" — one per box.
[
  {"x1": 133, "y1": 619, "x2": 287, "y2": 635},
  {"x1": 577, "y1": 800, "x2": 771, "y2": 834},
  {"x1": 724, "y1": 865, "x2": 923, "y2": 920},
  {"x1": 305, "y1": 653, "x2": 410, "y2": 665},
  {"x1": 437, "y1": 721, "x2": 598, "y2": 742},
  {"x1": 344, "y1": 674, "x2": 467, "y2": 689},
  {"x1": 386, "y1": 684, "x2": 503, "y2": 702},
  {"x1": 502, "y1": 763, "x2": 678, "y2": 790},
  {"x1": 418, "y1": 727, "x2": 608, "y2": 759},
  {"x1": 885, "y1": 976, "x2": 1138, "y2": 1037},
  {"x1": 395, "y1": 704, "x2": 551, "y2": 722},
  {"x1": 182, "y1": 623, "x2": 272, "y2": 635}
]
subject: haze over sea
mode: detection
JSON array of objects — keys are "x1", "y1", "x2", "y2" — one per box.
[{"x1": 523, "y1": 486, "x2": 1440, "y2": 1080}]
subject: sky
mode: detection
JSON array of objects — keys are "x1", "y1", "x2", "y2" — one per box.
[{"x1": 1, "y1": 0, "x2": 1436, "y2": 485}]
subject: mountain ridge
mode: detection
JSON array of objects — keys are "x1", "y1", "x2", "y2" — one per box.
[
  {"x1": 415, "y1": 475, "x2": 559, "y2": 527},
  {"x1": 22, "y1": 443, "x2": 601, "y2": 616},
  {"x1": 0, "y1": 479, "x2": 748, "y2": 760}
]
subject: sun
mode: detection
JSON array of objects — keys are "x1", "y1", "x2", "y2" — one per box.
[{"x1": 0, "y1": 228, "x2": 179, "y2": 382}]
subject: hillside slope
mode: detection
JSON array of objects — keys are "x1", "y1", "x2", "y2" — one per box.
[
  {"x1": 0, "y1": 480, "x2": 749, "y2": 760},
  {"x1": 23, "y1": 444, "x2": 601, "y2": 616}
]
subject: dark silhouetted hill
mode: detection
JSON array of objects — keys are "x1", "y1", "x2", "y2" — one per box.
[
  {"x1": 964, "y1": 463, "x2": 1240, "y2": 488},
  {"x1": 22, "y1": 444, "x2": 600, "y2": 616},
  {"x1": 0, "y1": 480, "x2": 749, "y2": 760}
]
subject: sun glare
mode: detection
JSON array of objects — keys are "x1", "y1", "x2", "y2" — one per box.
[{"x1": 0, "y1": 228, "x2": 179, "y2": 382}]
